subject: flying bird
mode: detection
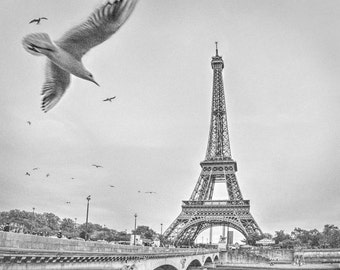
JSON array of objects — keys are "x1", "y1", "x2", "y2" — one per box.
[
  {"x1": 32, "y1": 167, "x2": 39, "y2": 170},
  {"x1": 25, "y1": 172, "x2": 31, "y2": 176},
  {"x1": 145, "y1": 191, "x2": 156, "y2": 194},
  {"x1": 66, "y1": 201, "x2": 71, "y2": 204},
  {"x1": 103, "y1": 96, "x2": 116, "y2": 102},
  {"x1": 92, "y1": 164, "x2": 103, "y2": 168},
  {"x1": 27, "y1": 121, "x2": 31, "y2": 125},
  {"x1": 109, "y1": 185, "x2": 115, "y2": 188},
  {"x1": 22, "y1": 0, "x2": 138, "y2": 112},
  {"x1": 29, "y1": 17, "x2": 48, "y2": 24},
  {"x1": 46, "y1": 173, "x2": 50, "y2": 177}
]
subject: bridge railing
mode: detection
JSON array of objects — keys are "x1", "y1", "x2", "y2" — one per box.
[{"x1": 0, "y1": 231, "x2": 216, "y2": 256}]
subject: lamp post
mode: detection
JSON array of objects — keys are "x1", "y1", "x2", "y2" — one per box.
[
  {"x1": 160, "y1": 223, "x2": 163, "y2": 247},
  {"x1": 85, "y1": 195, "x2": 91, "y2": 241},
  {"x1": 32, "y1": 207, "x2": 35, "y2": 233},
  {"x1": 133, "y1": 213, "x2": 137, "y2": 245}
]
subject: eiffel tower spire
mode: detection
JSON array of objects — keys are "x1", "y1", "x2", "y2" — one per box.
[
  {"x1": 205, "y1": 41, "x2": 232, "y2": 161},
  {"x1": 163, "y1": 44, "x2": 262, "y2": 246}
]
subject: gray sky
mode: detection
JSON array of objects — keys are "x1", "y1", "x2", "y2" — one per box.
[{"x1": 0, "y1": 0, "x2": 339, "y2": 242}]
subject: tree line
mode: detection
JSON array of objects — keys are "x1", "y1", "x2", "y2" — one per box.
[
  {"x1": 248, "y1": 225, "x2": 340, "y2": 248},
  {"x1": 1, "y1": 209, "x2": 339, "y2": 247},
  {"x1": 0, "y1": 209, "x2": 158, "y2": 242}
]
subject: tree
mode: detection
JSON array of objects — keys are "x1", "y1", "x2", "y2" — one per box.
[
  {"x1": 133, "y1": 225, "x2": 157, "y2": 240},
  {"x1": 273, "y1": 230, "x2": 291, "y2": 245},
  {"x1": 245, "y1": 232, "x2": 263, "y2": 245},
  {"x1": 320, "y1": 224, "x2": 340, "y2": 248}
]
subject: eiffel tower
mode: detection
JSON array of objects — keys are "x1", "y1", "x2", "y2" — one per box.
[{"x1": 163, "y1": 43, "x2": 262, "y2": 245}]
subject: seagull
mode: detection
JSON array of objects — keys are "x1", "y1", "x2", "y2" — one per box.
[
  {"x1": 103, "y1": 96, "x2": 116, "y2": 102},
  {"x1": 27, "y1": 121, "x2": 31, "y2": 125},
  {"x1": 109, "y1": 185, "x2": 115, "y2": 188},
  {"x1": 92, "y1": 164, "x2": 103, "y2": 168},
  {"x1": 145, "y1": 191, "x2": 156, "y2": 194},
  {"x1": 25, "y1": 172, "x2": 31, "y2": 176},
  {"x1": 22, "y1": 0, "x2": 138, "y2": 112},
  {"x1": 32, "y1": 167, "x2": 39, "y2": 170},
  {"x1": 29, "y1": 17, "x2": 48, "y2": 24}
]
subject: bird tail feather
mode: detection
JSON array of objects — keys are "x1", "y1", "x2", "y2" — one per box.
[{"x1": 22, "y1": 33, "x2": 55, "y2": 56}]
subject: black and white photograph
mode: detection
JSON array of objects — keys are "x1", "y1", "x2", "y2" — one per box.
[{"x1": 0, "y1": 1, "x2": 339, "y2": 269}]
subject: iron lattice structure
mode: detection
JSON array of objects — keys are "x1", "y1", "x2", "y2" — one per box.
[{"x1": 163, "y1": 45, "x2": 262, "y2": 245}]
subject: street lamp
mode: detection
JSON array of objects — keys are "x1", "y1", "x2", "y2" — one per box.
[
  {"x1": 85, "y1": 195, "x2": 91, "y2": 241},
  {"x1": 160, "y1": 223, "x2": 163, "y2": 247},
  {"x1": 32, "y1": 207, "x2": 35, "y2": 233},
  {"x1": 133, "y1": 213, "x2": 137, "y2": 245}
]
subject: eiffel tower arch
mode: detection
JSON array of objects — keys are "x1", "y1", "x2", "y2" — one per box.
[{"x1": 163, "y1": 44, "x2": 262, "y2": 245}]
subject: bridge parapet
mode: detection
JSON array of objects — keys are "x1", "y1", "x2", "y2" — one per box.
[
  {"x1": 0, "y1": 231, "x2": 209, "y2": 254},
  {"x1": 0, "y1": 232, "x2": 219, "y2": 269}
]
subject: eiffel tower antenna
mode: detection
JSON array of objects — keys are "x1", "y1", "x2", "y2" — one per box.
[{"x1": 163, "y1": 44, "x2": 262, "y2": 246}]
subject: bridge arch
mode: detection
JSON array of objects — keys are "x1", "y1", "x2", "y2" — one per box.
[
  {"x1": 204, "y1": 256, "x2": 213, "y2": 265},
  {"x1": 186, "y1": 259, "x2": 202, "y2": 269},
  {"x1": 154, "y1": 265, "x2": 178, "y2": 270},
  {"x1": 176, "y1": 216, "x2": 249, "y2": 243}
]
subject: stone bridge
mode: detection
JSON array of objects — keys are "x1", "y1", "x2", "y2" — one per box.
[{"x1": 0, "y1": 232, "x2": 219, "y2": 270}]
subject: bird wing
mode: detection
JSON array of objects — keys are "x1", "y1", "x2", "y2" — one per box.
[
  {"x1": 41, "y1": 17, "x2": 48, "y2": 20},
  {"x1": 56, "y1": 0, "x2": 138, "y2": 60},
  {"x1": 41, "y1": 60, "x2": 71, "y2": 112},
  {"x1": 29, "y1": 19, "x2": 38, "y2": 24}
]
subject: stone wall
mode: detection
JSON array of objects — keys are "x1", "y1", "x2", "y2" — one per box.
[
  {"x1": 220, "y1": 250, "x2": 270, "y2": 264},
  {"x1": 294, "y1": 248, "x2": 340, "y2": 264},
  {"x1": 251, "y1": 248, "x2": 294, "y2": 262},
  {"x1": 0, "y1": 231, "x2": 190, "y2": 254}
]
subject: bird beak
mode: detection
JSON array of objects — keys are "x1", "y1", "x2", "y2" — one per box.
[{"x1": 91, "y1": 78, "x2": 100, "y2": 87}]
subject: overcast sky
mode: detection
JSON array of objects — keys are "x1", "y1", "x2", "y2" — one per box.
[{"x1": 0, "y1": 0, "x2": 339, "y2": 243}]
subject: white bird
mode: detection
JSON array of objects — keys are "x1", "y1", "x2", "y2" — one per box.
[{"x1": 22, "y1": 0, "x2": 138, "y2": 112}]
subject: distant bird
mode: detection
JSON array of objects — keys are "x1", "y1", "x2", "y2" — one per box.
[
  {"x1": 22, "y1": 0, "x2": 138, "y2": 112},
  {"x1": 29, "y1": 17, "x2": 48, "y2": 24},
  {"x1": 92, "y1": 164, "x2": 103, "y2": 168},
  {"x1": 46, "y1": 173, "x2": 50, "y2": 177},
  {"x1": 66, "y1": 201, "x2": 71, "y2": 204},
  {"x1": 103, "y1": 96, "x2": 116, "y2": 102},
  {"x1": 109, "y1": 185, "x2": 115, "y2": 188},
  {"x1": 27, "y1": 121, "x2": 31, "y2": 125},
  {"x1": 145, "y1": 191, "x2": 156, "y2": 194},
  {"x1": 25, "y1": 172, "x2": 30, "y2": 176},
  {"x1": 32, "y1": 167, "x2": 39, "y2": 170},
  {"x1": 71, "y1": 177, "x2": 75, "y2": 180},
  {"x1": 138, "y1": 190, "x2": 141, "y2": 193}
]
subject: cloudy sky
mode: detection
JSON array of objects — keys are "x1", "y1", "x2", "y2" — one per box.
[{"x1": 0, "y1": 0, "x2": 339, "y2": 242}]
